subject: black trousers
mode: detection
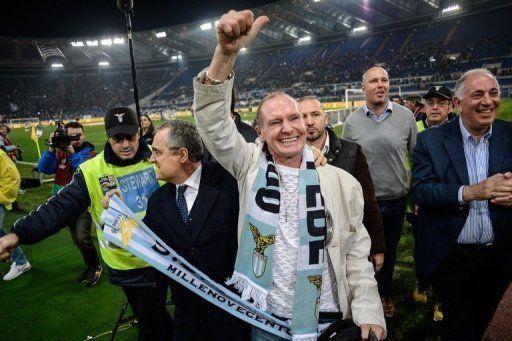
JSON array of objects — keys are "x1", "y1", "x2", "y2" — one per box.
[
  {"x1": 375, "y1": 196, "x2": 407, "y2": 297},
  {"x1": 430, "y1": 244, "x2": 511, "y2": 341},
  {"x1": 123, "y1": 285, "x2": 173, "y2": 341},
  {"x1": 68, "y1": 210, "x2": 100, "y2": 268}
]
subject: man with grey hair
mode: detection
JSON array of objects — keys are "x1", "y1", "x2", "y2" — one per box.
[
  {"x1": 193, "y1": 9, "x2": 386, "y2": 340},
  {"x1": 141, "y1": 120, "x2": 250, "y2": 340},
  {"x1": 342, "y1": 66, "x2": 417, "y2": 318},
  {"x1": 412, "y1": 68, "x2": 512, "y2": 340}
]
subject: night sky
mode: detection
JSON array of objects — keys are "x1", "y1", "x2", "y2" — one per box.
[{"x1": 2, "y1": 0, "x2": 279, "y2": 38}]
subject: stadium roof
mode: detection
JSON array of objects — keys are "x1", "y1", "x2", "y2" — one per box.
[{"x1": 0, "y1": 0, "x2": 510, "y2": 71}]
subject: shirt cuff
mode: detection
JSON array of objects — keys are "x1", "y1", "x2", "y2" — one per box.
[
  {"x1": 195, "y1": 67, "x2": 234, "y2": 85},
  {"x1": 458, "y1": 186, "x2": 466, "y2": 205}
]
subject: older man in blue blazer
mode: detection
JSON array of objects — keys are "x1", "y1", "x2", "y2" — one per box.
[{"x1": 412, "y1": 68, "x2": 512, "y2": 340}]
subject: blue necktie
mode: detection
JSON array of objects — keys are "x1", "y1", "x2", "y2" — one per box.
[{"x1": 176, "y1": 185, "x2": 189, "y2": 223}]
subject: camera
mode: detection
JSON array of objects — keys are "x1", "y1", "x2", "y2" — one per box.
[
  {"x1": 13, "y1": 145, "x2": 22, "y2": 161},
  {"x1": 46, "y1": 121, "x2": 80, "y2": 149}
]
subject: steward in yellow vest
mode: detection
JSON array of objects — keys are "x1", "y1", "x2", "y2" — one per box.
[{"x1": 0, "y1": 108, "x2": 172, "y2": 340}]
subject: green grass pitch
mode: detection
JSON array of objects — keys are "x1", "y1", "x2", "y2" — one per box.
[{"x1": 2, "y1": 99, "x2": 511, "y2": 340}]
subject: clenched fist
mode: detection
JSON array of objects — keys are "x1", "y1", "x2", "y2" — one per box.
[{"x1": 209, "y1": 10, "x2": 269, "y2": 81}]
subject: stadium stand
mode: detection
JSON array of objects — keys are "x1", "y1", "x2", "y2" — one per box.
[
  {"x1": 0, "y1": 2, "x2": 511, "y2": 120},
  {"x1": 0, "y1": 67, "x2": 181, "y2": 120}
]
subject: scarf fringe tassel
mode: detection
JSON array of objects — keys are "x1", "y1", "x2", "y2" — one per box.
[
  {"x1": 226, "y1": 272, "x2": 268, "y2": 311},
  {"x1": 292, "y1": 334, "x2": 318, "y2": 341}
]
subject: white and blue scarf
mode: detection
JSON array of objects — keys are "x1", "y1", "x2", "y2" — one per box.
[
  {"x1": 227, "y1": 145, "x2": 327, "y2": 340},
  {"x1": 102, "y1": 195, "x2": 293, "y2": 338}
]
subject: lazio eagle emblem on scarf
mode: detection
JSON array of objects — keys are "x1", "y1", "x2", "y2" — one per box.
[
  {"x1": 250, "y1": 223, "x2": 275, "y2": 278},
  {"x1": 119, "y1": 218, "x2": 138, "y2": 247},
  {"x1": 308, "y1": 275, "x2": 322, "y2": 321},
  {"x1": 308, "y1": 275, "x2": 323, "y2": 291}
]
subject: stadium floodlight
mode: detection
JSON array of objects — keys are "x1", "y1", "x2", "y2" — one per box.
[
  {"x1": 113, "y1": 37, "x2": 125, "y2": 44},
  {"x1": 71, "y1": 41, "x2": 84, "y2": 47},
  {"x1": 200, "y1": 22, "x2": 212, "y2": 31},
  {"x1": 51, "y1": 63, "x2": 64, "y2": 68},
  {"x1": 442, "y1": 4, "x2": 460, "y2": 13},
  {"x1": 86, "y1": 40, "x2": 99, "y2": 46},
  {"x1": 298, "y1": 36, "x2": 311, "y2": 43},
  {"x1": 171, "y1": 54, "x2": 183, "y2": 61},
  {"x1": 101, "y1": 39, "x2": 112, "y2": 46},
  {"x1": 423, "y1": 0, "x2": 438, "y2": 8},
  {"x1": 353, "y1": 26, "x2": 367, "y2": 33},
  {"x1": 155, "y1": 31, "x2": 167, "y2": 38},
  {"x1": 98, "y1": 61, "x2": 110, "y2": 66}
]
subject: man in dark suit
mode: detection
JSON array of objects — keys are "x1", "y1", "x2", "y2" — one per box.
[
  {"x1": 202, "y1": 81, "x2": 258, "y2": 164},
  {"x1": 299, "y1": 96, "x2": 386, "y2": 271},
  {"x1": 412, "y1": 68, "x2": 512, "y2": 340},
  {"x1": 143, "y1": 120, "x2": 249, "y2": 340}
]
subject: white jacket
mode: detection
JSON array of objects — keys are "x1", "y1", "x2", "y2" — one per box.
[{"x1": 193, "y1": 75, "x2": 386, "y2": 331}]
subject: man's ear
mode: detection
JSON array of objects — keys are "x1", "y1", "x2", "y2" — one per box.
[
  {"x1": 178, "y1": 147, "x2": 189, "y2": 163},
  {"x1": 453, "y1": 97, "x2": 462, "y2": 114},
  {"x1": 256, "y1": 126, "x2": 265, "y2": 142}
]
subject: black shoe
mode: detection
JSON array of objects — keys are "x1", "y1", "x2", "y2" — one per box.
[
  {"x1": 77, "y1": 267, "x2": 89, "y2": 283},
  {"x1": 84, "y1": 266, "x2": 103, "y2": 287}
]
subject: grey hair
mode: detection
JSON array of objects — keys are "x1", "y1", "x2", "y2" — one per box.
[
  {"x1": 156, "y1": 120, "x2": 204, "y2": 162},
  {"x1": 454, "y1": 68, "x2": 500, "y2": 99},
  {"x1": 255, "y1": 91, "x2": 297, "y2": 127}
]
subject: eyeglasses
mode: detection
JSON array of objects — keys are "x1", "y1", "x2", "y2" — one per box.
[
  {"x1": 111, "y1": 134, "x2": 137, "y2": 143},
  {"x1": 426, "y1": 99, "x2": 450, "y2": 108}
]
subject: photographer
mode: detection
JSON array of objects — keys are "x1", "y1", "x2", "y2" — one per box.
[
  {"x1": 38, "y1": 121, "x2": 102, "y2": 287},
  {"x1": 0, "y1": 124, "x2": 22, "y2": 162}
]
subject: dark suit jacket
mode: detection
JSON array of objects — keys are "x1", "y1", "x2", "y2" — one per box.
[
  {"x1": 411, "y1": 117, "x2": 512, "y2": 277},
  {"x1": 203, "y1": 112, "x2": 257, "y2": 164},
  {"x1": 325, "y1": 127, "x2": 385, "y2": 254},
  {"x1": 143, "y1": 161, "x2": 249, "y2": 340}
]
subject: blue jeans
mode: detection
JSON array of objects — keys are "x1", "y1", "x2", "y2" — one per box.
[
  {"x1": 0, "y1": 205, "x2": 27, "y2": 265},
  {"x1": 251, "y1": 317, "x2": 337, "y2": 341},
  {"x1": 375, "y1": 196, "x2": 407, "y2": 297}
]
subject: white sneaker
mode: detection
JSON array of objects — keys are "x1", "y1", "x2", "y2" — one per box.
[{"x1": 3, "y1": 261, "x2": 31, "y2": 280}]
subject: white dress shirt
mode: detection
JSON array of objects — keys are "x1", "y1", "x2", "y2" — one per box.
[{"x1": 175, "y1": 164, "x2": 202, "y2": 214}]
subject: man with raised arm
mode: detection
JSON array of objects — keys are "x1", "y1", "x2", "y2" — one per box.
[{"x1": 193, "y1": 9, "x2": 385, "y2": 341}]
